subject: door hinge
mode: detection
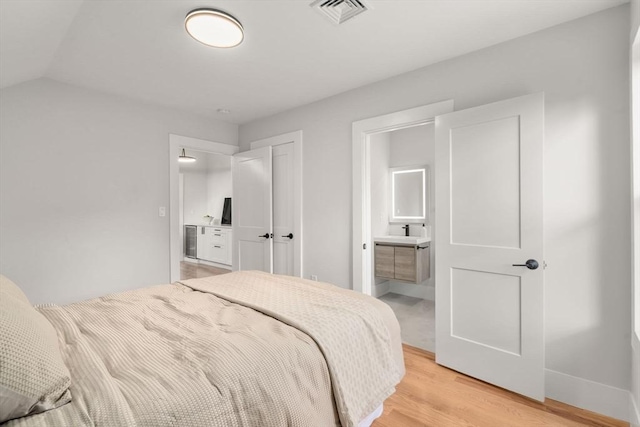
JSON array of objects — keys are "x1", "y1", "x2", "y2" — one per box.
[
  {"x1": 363, "y1": 243, "x2": 367, "y2": 250},
  {"x1": 543, "y1": 261, "x2": 548, "y2": 269}
]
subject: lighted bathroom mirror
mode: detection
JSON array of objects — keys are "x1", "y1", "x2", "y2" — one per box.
[{"x1": 390, "y1": 165, "x2": 429, "y2": 223}]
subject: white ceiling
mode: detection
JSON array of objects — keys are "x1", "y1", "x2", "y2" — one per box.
[{"x1": 0, "y1": 0, "x2": 628, "y2": 124}]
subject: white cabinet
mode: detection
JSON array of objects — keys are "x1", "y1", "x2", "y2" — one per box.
[{"x1": 197, "y1": 226, "x2": 233, "y2": 265}]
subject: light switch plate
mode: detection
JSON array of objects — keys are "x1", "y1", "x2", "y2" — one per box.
[{"x1": 159, "y1": 207, "x2": 166, "y2": 217}]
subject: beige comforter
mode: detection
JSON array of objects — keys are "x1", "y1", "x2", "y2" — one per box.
[{"x1": 6, "y1": 271, "x2": 404, "y2": 427}]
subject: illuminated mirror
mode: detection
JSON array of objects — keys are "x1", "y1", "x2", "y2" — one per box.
[{"x1": 390, "y1": 165, "x2": 428, "y2": 223}]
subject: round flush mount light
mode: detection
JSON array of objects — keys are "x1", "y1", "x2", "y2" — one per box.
[{"x1": 185, "y1": 8, "x2": 244, "y2": 48}]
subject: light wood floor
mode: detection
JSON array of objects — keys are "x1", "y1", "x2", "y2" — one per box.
[
  {"x1": 180, "y1": 261, "x2": 230, "y2": 280},
  {"x1": 373, "y1": 345, "x2": 628, "y2": 427}
]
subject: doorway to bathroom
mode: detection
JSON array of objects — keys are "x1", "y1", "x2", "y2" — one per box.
[
  {"x1": 354, "y1": 94, "x2": 545, "y2": 401},
  {"x1": 352, "y1": 100, "x2": 454, "y2": 353},
  {"x1": 370, "y1": 124, "x2": 435, "y2": 351}
]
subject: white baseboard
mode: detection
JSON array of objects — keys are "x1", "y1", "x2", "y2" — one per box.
[
  {"x1": 374, "y1": 281, "x2": 391, "y2": 298},
  {"x1": 182, "y1": 257, "x2": 231, "y2": 270},
  {"x1": 631, "y1": 335, "x2": 640, "y2": 427},
  {"x1": 545, "y1": 369, "x2": 630, "y2": 422},
  {"x1": 198, "y1": 259, "x2": 231, "y2": 269},
  {"x1": 388, "y1": 281, "x2": 435, "y2": 300},
  {"x1": 631, "y1": 393, "x2": 640, "y2": 427}
]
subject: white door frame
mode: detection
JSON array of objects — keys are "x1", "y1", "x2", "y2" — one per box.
[
  {"x1": 169, "y1": 134, "x2": 239, "y2": 283},
  {"x1": 352, "y1": 101, "x2": 454, "y2": 295},
  {"x1": 250, "y1": 130, "x2": 303, "y2": 278}
]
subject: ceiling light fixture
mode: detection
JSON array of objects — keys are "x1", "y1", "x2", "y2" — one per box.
[
  {"x1": 178, "y1": 148, "x2": 196, "y2": 163},
  {"x1": 185, "y1": 8, "x2": 244, "y2": 48}
]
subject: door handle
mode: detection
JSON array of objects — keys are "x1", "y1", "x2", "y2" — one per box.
[
  {"x1": 282, "y1": 233, "x2": 294, "y2": 239},
  {"x1": 259, "y1": 233, "x2": 271, "y2": 239},
  {"x1": 512, "y1": 259, "x2": 539, "y2": 270}
]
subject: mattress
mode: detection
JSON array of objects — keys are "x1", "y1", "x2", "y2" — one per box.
[{"x1": 5, "y1": 271, "x2": 404, "y2": 427}]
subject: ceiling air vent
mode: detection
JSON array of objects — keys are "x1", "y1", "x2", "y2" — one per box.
[{"x1": 310, "y1": 0, "x2": 372, "y2": 25}]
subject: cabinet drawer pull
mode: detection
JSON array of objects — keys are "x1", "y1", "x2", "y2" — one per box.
[
  {"x1": 214, "y1": 234, "x2": 221, "y2": 236},
  {"x1": 214, "y1": 246, "x2": 221, "y2": 248}
]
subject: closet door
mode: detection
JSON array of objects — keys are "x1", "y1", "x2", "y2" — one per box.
[
  {"x1": 232, "y1": 147, "x2": 273, "y2": 272},
  {"x1": 272, "y1": 143, "x2": 295, "y2": 276}
]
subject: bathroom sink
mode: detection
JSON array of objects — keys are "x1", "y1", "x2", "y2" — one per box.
[{"x1": 373, "y1": 235, "x2": 430, "y2": 245}]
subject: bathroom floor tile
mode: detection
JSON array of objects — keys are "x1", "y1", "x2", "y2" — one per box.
[{"x1": 378, "y1": 292, "x2": 435, "y2": 352}]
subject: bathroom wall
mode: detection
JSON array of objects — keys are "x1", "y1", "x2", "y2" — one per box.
[
  {"x1": 369, "y1": 132, "x2": 391, "y2": 296},
  {"x1": 389, "y1": 123, "x2": 435, "y2": 229},
  {"x1": 388, "y1": 124, "x2": 435, "y2": 299},
  {"x1": 368, "y1": 124, "x2": 435, "y2": 299},
  {"x1": 370, "y1": 133, "x2": 391, "y2": 238}
]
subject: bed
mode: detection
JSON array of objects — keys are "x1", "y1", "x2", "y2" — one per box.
[{"x1": 0, "y1": 271, "x2": 405, "y2": 427}]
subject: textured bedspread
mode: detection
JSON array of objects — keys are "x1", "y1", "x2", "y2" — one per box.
[
  {"x1": 180, "y1": 271, "x2": 405, "y2": 427},
  {"x1": 6, "y1": 271, "x2": 404, "y2": 427}
]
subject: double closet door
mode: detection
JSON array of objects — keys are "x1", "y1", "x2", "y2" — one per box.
[{"x1": 232, "y1": 143, "x2": 295, "y2": 275}]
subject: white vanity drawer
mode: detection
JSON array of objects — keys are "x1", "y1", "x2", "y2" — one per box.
[
  {"x1": 209, "y1": 244, "x2": 228, "y2": 263},
  {"x1": 196, "y1": 226, "x2": 232, "y2": 265},
  {"x1": 210, "y1": 231, "x2": 226, "y2": 244}
]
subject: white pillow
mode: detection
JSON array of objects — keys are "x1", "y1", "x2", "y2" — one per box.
[
  {"x1": 0, "y1": 275, "x2": 30, "y2": 305},
  {"x1": 0, "y1": 275, "x2": 71, "y2": 423}
]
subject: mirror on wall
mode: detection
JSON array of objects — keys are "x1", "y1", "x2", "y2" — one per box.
[{"x1": 390, "y1": 165, "x2": 429, "y2": 223}]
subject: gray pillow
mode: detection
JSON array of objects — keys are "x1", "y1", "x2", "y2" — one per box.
[{"x1": 0, "y1": 275, "x2": 71, "y2": 423}]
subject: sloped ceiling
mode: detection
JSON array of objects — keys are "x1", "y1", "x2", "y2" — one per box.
[
  {"x1": 0, "y1": 0, "x2": 84, "y2": 88},
  {"x1": 0, "y1": 0, "x2": 628, "y2": 124}
]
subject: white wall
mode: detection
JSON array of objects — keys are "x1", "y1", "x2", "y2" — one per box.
[
  {"x1": 0, "y1": 78, "x2": 238, "y2": 305},
  {"x1": 179, "y1": 152, "x2": 232, "y2": 226},
  {"x1": 630, "y1": 0, "x2": 640, "y2": 424},
  {"x1": 632, "y1": 0, "x2": 639, "y2": 43},
  {"x1": 207, "y1": 167, "x2": 232, "y2": 222},
  {"x1": 182, "y1": 171, "x2": 209, "y2": 225},
  {"x1": 389, "y1": 125, "x2": 434, "y2": 233},
  {"x1": 369, "y1": 132, "x2": 390, "y2": 297},
  {"x1": 370, "y1": 133, "x2": 390, "y2": 239},
  {"x1": 240, "y1": 4, "x2": 631, "y2": 397}
]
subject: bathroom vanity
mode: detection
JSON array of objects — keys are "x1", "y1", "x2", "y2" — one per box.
[{"x1": 374, "y1": 236, "x2": 430, "y2": 284}]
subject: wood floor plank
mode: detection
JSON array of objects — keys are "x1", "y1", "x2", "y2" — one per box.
[
  {"x1": 180, "y1": 261, "x2": 230, "y2": 280},
  {"x1": 373, "y1": 344, "x2": 628, "y2": 427}
]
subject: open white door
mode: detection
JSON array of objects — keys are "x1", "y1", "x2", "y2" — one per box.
[
  {"x1": 435, "y1": 93, "x2": 545, "y2": 401},
  {"x1": 232, "y1": 146, "x2": 273, "y2": 272}
]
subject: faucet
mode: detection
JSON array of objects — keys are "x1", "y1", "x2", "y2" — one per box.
[{"x1": 402, "y1": 224, "x2": 410, "y2": 237}]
